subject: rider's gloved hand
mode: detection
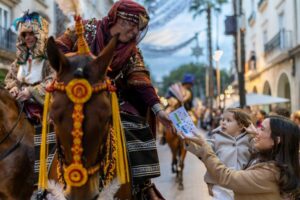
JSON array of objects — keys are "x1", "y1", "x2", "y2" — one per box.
[{"x1": 16, "y1": 88, "x2": 31, "y2": 101}]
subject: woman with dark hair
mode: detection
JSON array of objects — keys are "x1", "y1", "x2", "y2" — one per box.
[{"x1": 181, "y1": 115, "x2": 300, "y2": 200}]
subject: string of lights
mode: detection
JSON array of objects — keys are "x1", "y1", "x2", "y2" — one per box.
[{"x1": 140, "y1": 33, "x2": 197, "y2": 57}]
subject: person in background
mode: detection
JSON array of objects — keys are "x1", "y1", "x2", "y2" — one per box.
[
  {"x1": 291, "y1": 110, "x2": 300, "y2": 128},
  {"x1": 5, "y1": 11, "x2": 54, "y2": 116},
  {"x1": 273, "y1": 106, "x2": 290, "y2": 118},
  {"x1": 256, "y1": 110, "x2": 267, "y2": 128},
  {"x1": 4, "y1": 11, "x2": 56, "y2": 182},
  {"x1": 181, "y1": 73, "x2": 195, "y2": 112}
]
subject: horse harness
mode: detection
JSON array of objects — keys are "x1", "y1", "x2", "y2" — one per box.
[
  {"x1": 0, "y1": 102, "x2": 25, "y2": 161},
  {"x1": 47, "y1": 78, "x2": 118, "y2": 188}
]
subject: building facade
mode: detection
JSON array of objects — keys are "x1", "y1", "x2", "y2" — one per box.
[
  {"x1": 244, "y1": 0, "x2": 300, "y2": 112},
  {"x1": 0, "y1": 0, "x2": 113, "y2": 71}
]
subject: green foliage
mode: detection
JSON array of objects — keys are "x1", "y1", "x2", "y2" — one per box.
[
  {"x1": 159, "y1": 62, "x2": 232, "y2": 98},
  {"x1": 0, "y1": 69, "x2": 7, "y2": 84},
  {"x1": 159, "y1": 63, "x2": 205, "y2": 97}
]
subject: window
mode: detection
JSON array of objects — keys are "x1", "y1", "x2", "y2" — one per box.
[
  {"x1": 251, "y1": 0, "x2": 255, "y2": 12},
  {"x1": 0, "y1": 3, "x2": 10, "y2": 29},
  {"x1": 278, "y1": 13, "x2": 285, "y2": 48},
  {"x1": 278, "y1": 12, "x2": 284, "y2": 30},
  {"x1": 92, "y1": 0, "x2": 97, "y2": 6},
  {"x1": 263, "y1": 30, "x2": 268, "y2": 44}
]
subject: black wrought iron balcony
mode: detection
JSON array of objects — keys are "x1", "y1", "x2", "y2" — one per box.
[
  {"x1": 264, "y1": 29, "x2": 292, "y2": 54},
  {"x1": 258, "y1": 0, "x2": 268, "y2": 11},
  {"x1": 248, "y1": 12, "x2": 256, "y2": 26},
  {"x1": 0, "y1": 26, "x2": 16, "y2": 52}
]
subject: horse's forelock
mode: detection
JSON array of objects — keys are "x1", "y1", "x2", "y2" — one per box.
[{"x1": 67, "y1": 55, "x2": 95, "y2": 79}]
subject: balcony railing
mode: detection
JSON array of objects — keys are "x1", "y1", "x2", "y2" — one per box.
[
  {"x1": 248, "y1": 12, "x2": 256, "y2": 26},
  {"x1": 258, "y1": 0, "x2": 268, "y2": 12},
  {"x1": 0, "y1": 26, "x2": 17, "y2": 52},
  {"x1": 264, "y1": 29, "x2": 292, "y2": 54}
]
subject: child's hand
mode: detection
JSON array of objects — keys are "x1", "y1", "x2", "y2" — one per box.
[{"x1": 244, "y1": 123, "x2": 258, "y2": 135}]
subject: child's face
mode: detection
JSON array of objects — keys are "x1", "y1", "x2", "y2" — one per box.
[{"x1": 220, "y1": 111, "x2": 243, "y2": 137}]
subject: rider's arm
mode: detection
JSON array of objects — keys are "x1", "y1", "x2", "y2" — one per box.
[{"x1": 125, "y1": 49, "x2": 161, "y2": 113}]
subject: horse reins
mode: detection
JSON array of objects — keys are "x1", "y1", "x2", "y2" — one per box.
[{"x1": 0, "y1": 102, "x2": 25, "y2": 161}]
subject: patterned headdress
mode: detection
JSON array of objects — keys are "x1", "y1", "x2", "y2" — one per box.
[
  {"x1": 13, "y1": 11, "x2": 49, "y2": 64},
  {"x1": 109, "y1": 0, "x2": 150, "y2": 31}
]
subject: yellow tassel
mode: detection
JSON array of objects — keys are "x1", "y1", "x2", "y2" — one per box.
[
  {"x1": 74, "y1": 15, "x2": 91, "y2": 55},
  {"x1": 111, "y1": 92, "x2": 130, "y2": 184},
  {"x1": 38, "y1": 92, "x2": 50, "y2": 190}
]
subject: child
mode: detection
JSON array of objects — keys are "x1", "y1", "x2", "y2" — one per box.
[{"x1": 205, "y1": 108, "x2": 254, "y2": 200}]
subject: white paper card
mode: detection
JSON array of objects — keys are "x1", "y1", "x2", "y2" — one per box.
[{"x1": 169, "y1": 106, "x2": 197, "y2": 137}]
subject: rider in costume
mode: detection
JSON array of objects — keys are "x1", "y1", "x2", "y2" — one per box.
[
  {"x1": 160, "y1": 73, "x2": 195, "y2": 144},
  {"x1": 4, "y1": 11, "x2": 56, "y2": 182},
  {"x1": 56, "y1": 0, "x2": 172, "y2": 199}
]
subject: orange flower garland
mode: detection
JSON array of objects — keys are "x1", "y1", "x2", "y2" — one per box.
[{"x1": 63, "y1": 79, "x2": 92, "y2": 187}]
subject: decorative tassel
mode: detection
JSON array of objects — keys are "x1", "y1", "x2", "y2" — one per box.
[
  {"x1": 38, "y1": 92, "x2": 51, "y2": 190},
  {"x1": 74, "y1": 15, "x2": 91, "y2": 55},
  {"x1": 111, "y1": 92, "x2": 130, "y2": 184}
]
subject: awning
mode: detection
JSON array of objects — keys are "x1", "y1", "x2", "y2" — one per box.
[{"x1": 228, "y1": 93, "x2": 290, "y2": 107}]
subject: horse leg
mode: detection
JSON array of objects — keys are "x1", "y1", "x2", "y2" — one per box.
[
  {"x1": 48, "y1": 152, "x2": 59, "y2": 181},
  {"x1": 177, "y1": 145, "x2": 187, "y2": 190},
  {"x1": 166, "y1": 131, "x2": 178, "y2": 174},
  {"x1": 171, "y1": 154, "x2": 178, "y2": 174}
]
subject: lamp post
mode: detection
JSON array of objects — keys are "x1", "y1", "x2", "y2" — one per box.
[
  {"x1": 213, "y1": 49, "x2": 223, "y2": 108},
  {"x1": 235, "y1": 0, "x2": 246, "y2": 108}
]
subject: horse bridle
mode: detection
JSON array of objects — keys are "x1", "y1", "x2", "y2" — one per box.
[
  {"x1": 47, "y1": 78, "x2": 117, "y2": 187},
  {"x1": 0, "y1": 102, "x2": 25, "y2": 161}
]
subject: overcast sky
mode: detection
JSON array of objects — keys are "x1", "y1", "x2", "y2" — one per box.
[{"x1": 139, "y1": 1, "x2": 234, "y2": 82}]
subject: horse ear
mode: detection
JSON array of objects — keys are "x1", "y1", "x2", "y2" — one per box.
[
  {"x1": 92, "y1": 34, "x2": 118, "y2": 76},
  {"x1": 46, "y1": 36, "x2": 69, "y2": 73}
]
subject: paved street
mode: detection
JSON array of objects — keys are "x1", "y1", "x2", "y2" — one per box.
[{"x1": 153, "y1": 136, "x2": 212, "y2": 200}]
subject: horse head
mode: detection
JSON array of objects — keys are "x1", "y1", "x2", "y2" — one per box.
[
  {"x1": 46, "y1": 36, "x2": 118, "y2": 200},
  {"x1": 0, "y1": 87, "x2": 35, "y2": 199}
]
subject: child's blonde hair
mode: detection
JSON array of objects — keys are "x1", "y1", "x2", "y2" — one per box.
[{"x1": 225, "y1": 108, "x2": 252, "y2": 128}]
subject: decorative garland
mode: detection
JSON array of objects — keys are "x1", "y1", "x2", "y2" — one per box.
[{"x1": 63, "y1": 79, "x2": 93, "y2": 187}]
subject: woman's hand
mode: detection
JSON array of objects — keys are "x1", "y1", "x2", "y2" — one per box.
[
  {"x1": 177, "y1": 129, "x2": 206, "y2": 156},
  {"x1": 178, "y1": 128, "x2": 206, "y2": 146}
]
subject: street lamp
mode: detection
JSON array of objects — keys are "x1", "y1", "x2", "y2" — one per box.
[{"x1": 213, "y1": 49, "x2": 223, "y2": 108}]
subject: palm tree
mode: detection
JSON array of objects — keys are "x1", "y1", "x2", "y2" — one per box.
[{"x1": 190, "y1": 0, "x2": 227, "y2": 110}]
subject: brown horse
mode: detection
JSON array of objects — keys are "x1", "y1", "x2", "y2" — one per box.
[
  {"x1": 163, "y1": 97, "x2": 188, "y2": 191},
  {"x1": 0, "y1": 87, "x2": 35, "y2": 200},
  {"x1": 46, "y1": 35, "x2": 130, "y2": 200}
]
